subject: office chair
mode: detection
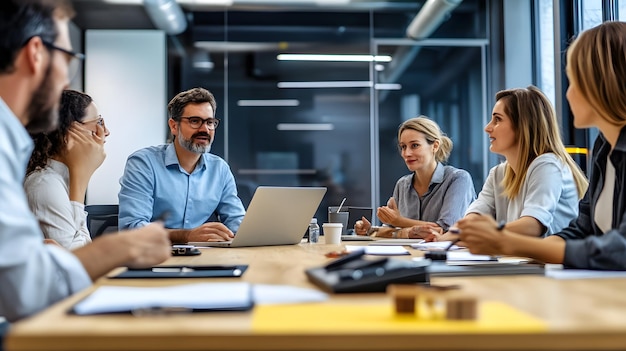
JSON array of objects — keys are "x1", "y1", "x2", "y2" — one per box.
[
  {"x1": 85, "y1": 205, "x2": 119, "y2": 239},
  {"x1": 0, "y1": 317, "x2": 8, "y2": 351}
]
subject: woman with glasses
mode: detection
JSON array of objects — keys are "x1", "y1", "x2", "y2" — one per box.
[
  {"x1": 25, "y1": 89, "x2": 110, "y2": 249},
  {"x1": 354, "y1": 116, "x2": 476, "y2": 238},
  {"x1": 456, "y1": 21, "x2": 626, "y2": 269}
]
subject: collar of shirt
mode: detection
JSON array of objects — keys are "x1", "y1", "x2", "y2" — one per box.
[{"x1": 164, "y1": 143, "x2": 207, "y2": 173}]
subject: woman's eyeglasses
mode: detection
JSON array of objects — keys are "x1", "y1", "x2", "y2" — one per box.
[{"x1": 81, "y1": 115, "x2": 105, "y2": 127}]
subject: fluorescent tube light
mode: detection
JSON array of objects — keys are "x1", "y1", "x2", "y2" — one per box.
[
  {"x1": 278, "y1": 81, "x2": 372, "y2": 89},
  {"x1": 277, "y1": 54, "x2": 392, "y2": 62},
  {"x1": 374, "y1": 83, "x2": 402, "y2": 90},
  {"x1": 277, "y1": 123, "x2": 334, "y2": 131},
  {"x1": 237, "y1": 99, "x2": 300, "y2": 107}
]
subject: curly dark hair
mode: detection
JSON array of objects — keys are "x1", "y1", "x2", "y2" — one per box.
[{"x1": 26, "y1": 89, "x2": 92, "y2": 175}]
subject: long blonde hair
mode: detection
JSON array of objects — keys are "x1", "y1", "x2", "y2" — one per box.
[
  {"x1": 496, "y1": 86, "x2": 588, "y2": 199},
  {"x1": 566, "y1": 21, "x2": 626, "y2": 127}
]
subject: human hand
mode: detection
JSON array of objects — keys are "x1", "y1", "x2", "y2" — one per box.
[
  {"x1": 122, "y1": 222, "x2": 171, "y2": 268},
  {"x1": 188, "y1": 222, "x2": 235, "y2": 242},
  {"x1": 354, "y1": 216, "x2": 371, "y2": 235},
  {"x1": 64, "y1": 122, "x2": 106, "y2": 180},
  {"x1": 456, "y1": 215, "x2": 506, "y2": 255},
  {"x1": 373, "y1": 227, "x2": 396, "y2": 238},
  {"x1": 377, "y1": 197, "x2": 402, "y2": 226},
  {"x1": 407, "y1": 223, "x2": 443, "y2": 241}
]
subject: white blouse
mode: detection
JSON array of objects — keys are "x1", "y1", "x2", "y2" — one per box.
[{"x1": 24, "y1": 159, "x2": 92, "y2": 250}]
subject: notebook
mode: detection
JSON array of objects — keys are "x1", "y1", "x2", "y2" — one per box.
[{"x1": 190, "y1": 186, "x2": 326, "y2": 247}]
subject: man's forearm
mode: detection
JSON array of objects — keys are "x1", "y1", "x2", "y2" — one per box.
[{"x1": 73, "y1": 235, "x2": 134, "y2": 281}]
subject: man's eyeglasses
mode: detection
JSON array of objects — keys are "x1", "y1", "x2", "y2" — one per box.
[
  {"x1": 38, "y1": 39, "x2": 84, "y2": 83},
  {"x1": 178, "y1": 116, "x2": 220, "y2": 130},
  {"x1": 41, "y1": 40, "x2": 85, "y2": 62}
]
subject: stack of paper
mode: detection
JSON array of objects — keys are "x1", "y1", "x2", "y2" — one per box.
[
  {"x1": 73, "y1": 282, "x2": 253, "y2": 315},
  {"x1": 345, "y1": 245, "x2": 410, "y2": 256},
  {"x1": 410, "y1": 241, "x2": 462, "y2": 251}
]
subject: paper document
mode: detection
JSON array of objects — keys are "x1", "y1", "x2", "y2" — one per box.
[
  {"x1": 410, "y1": 241, "x2": 462, "y2": 251},
  {"x1": 545, "y1": 264, "x2": 626, "y2": 279},
  {"x1": 345, "y1": 245, "x2": 409, "y2": 256},
  {"x1": 253, "y1": 284, "x2": 328, "y2": 305},
  {"x1": 72, "y1": 282, "x2": 252, "y2": 315},
  {"x1": 445, "y1": 251, "x2": 495, "y2": 261},
  {"x1": 370, "y1": 239, "x2": 425, "y2": 245}
]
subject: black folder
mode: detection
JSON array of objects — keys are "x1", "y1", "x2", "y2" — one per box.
[
  {"x1": 306, "y1": 251, "x2": 429, "y2": 293},
  {"x1": 109, "y1": 265, "x2": 248, "y2": 279}
]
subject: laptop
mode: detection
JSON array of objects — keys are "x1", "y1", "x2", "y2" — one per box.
[{"x1": 190, "y1": 186, "x2": 326, "y2": 248}]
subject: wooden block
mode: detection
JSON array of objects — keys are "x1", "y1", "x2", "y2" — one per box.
[
  {"x1": 387, "y1": 285, "x2": 419, "y2": 314},
  {"x1": 445, "y1": 295, "x2": 478, "y2": 320},
  {"x1": 388, "y1": 285, "x2": 478, "y2": 320}
]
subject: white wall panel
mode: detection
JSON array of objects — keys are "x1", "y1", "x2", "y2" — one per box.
[{"x1": 85, "y1": 30, "x2": 167, "y2": 205}]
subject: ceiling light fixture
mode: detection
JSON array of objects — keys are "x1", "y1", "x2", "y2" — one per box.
[
  {"x1": 374, "y1": 83, "x2": 402, "y2": 90},
  {"x1": 192, "y1": 51, "x2": 214, "y2": 71},
  {"x1": 278, "y1": 81, "x2": 371, "y2": 89},
  {"x1": 277, "y1": 54, "x2": 392, "y2": 62},
  {"x1": 277, "y1": 81, "x2": 401, "y2": 90},
  {"x1": 277, "y1": 123, "x2": 334, "y2": 131},
  {"x1": 237, "y1": 99, "x2": 300, "y2": 107}
]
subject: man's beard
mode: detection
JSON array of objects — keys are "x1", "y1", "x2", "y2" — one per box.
[
  {"x1": 177, "y1": 131, "x2": 212, "y2": 154},
  {"x1": 25, "y1": 62, "x2": 59, "y2": 134}
]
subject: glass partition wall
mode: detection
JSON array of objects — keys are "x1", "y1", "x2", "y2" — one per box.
[
  {"x1": 179, "y1": 1, "x2": 489, "y2": 224},
  {"x1": 374, "y1": 40, "x2": 488, "y2": 212}
]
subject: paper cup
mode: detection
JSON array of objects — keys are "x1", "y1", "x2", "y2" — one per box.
[{"x1": 323, "y1": 223, "x2": 343, "y2": 245}]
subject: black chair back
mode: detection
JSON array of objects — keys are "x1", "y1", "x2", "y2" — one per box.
[{"x1": 85, "y1": 205, "x2": 119, "y2": 238}]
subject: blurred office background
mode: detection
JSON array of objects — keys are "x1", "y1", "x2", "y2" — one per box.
[{"x1": 71, "y1": 0, "x2": 623, "y2": 223}]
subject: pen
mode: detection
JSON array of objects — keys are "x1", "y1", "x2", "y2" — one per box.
[
  {"x1": 445, "y1": 220, "x2": 506, "y2": 251},
  {"x1": 152, "y1": 267, "x2": 195, "y2": 273}
]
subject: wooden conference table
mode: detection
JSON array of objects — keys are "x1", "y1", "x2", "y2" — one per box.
[{"x1": 7, "y1": 239, "x2": 626, "y2": 351}]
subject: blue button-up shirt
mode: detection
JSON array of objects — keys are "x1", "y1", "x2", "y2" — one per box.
[{"x1": 118, "y1": 143, "x2": 245, "y2": 232}]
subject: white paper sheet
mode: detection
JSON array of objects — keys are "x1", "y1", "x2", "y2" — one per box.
[
  {"x1": 445, "y1": 251, "x2": 495, "y2": 261},
  {"x1": 545, "y1": 264, "x2": 626, "y2": 279},
  {"x1": 345, "y1": 245, "x2": 410, "y2": 256},
  {"x1": 410, "y1": 241, "x2": 462, "y2": 251},
  {"x1": 253, "y1": 284, "x2": 328, "y2": 304},
  {"x1": 73, "y1": 282, "x2": 252, "y2": 315}
]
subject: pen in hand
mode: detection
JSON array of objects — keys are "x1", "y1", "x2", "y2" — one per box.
[{"x1": 446, "y1": 220, "x2": 506, "y2": 251}]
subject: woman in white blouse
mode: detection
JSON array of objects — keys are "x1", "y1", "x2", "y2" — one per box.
[{"x1": 25, "y1": 90, "x2": 109, "y2": 249}]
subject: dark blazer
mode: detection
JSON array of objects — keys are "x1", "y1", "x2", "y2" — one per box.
[{"x1": 555, "y1": 126, "x2": 626, "y2": 269}]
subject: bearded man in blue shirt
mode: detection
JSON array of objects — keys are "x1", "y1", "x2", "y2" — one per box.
[{"x1": 119, "y1": 87, "x2": 245, "y2": 243}]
